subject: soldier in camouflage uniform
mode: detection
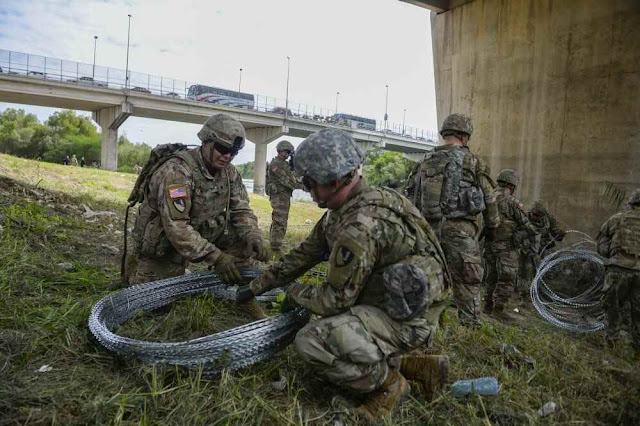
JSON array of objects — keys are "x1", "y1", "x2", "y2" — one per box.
[
  {"x1": 597, "y1": 189, "x2": 640, "y2": 356},
  {"x1": 483, "y1": 170, "x2": 539, "y2": 322},
  {"x1": 517, "y1": 200, "x2": 566, "y2": 302},
  {"x1": 129, "y1": 114, "x2": 269, "y2": 319},
  {"x1": 405, "y1": 113, "x2": 499, "y2": 326},
  {"x1": 267, "y1": 140, "x2": 304, "y2": 251},
  {"x1": 237, "y1": 129, "x2": 451, "y2": 422}
]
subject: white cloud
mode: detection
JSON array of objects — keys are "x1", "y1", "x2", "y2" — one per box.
[{"x1": 0, "y1": 0, "x2": 436, "y2": 165}]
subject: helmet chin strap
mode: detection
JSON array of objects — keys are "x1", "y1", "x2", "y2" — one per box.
[{"x1": 315, "y1": 174, "x2": 355, "y2": 209}]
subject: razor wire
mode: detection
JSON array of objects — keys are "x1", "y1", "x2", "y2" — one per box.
[
  {"x1": 89, "y1": 268, "x2": 311, "y2": 375},
  {"x1": 530, "y1": 230, "x2": 606, "y2": 333}
]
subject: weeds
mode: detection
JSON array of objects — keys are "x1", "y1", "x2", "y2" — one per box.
[{"x1": 0, "y1": 156, "x2": 638, "y2": 425}]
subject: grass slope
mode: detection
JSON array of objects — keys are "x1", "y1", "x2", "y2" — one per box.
[{"x1": 0, "y1": 155, "x2": 638, "y2": 425}]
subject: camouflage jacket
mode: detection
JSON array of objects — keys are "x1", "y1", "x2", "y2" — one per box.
[
  {"x1": 405, "y1": 144, "x2": 499, "y2": 228},
  {"x1": 488, "y1": 186, "x2": 539, "y2": 251},
  {"x1": 597, "y1": 207, "x2": 640, "y2": 270},
  {"x1": 250, "y1": 179, "x2": 450, "y2": 317},
  {"x1": 132, "y1": 147, "x2": 260, "y2": 263},
  {"x1": 267, "y1": 156, "x2": 302, "y2": 195},
  {"x1": 527, "y1": 210, "x2": 565, "y2": 251}
]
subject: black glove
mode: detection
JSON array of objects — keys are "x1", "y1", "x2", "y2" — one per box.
[
  {"x1": 211, "y1": 252, "x2": 243, "y2": 284},
  {"x1": 236, "y1": 284, "x2": 255, "y2": 304},
  {"x1": 280, "y1": 294, "x2": 299, "y2": 314},
  {"x1": 248, "y1": 237, "x2": 270, "y2": 262}
]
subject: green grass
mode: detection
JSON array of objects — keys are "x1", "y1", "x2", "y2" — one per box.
[{"x1": 0, "y1": 155, "x2": 638, "y2": 425}]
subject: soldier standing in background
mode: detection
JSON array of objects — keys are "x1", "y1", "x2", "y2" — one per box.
[
  {"x1": 516, "y1": 199, "x2": 566, "y2": 304},
  {"x1": 237, "y1": 129, "x2": 451, "y2": 422},
  {"x1": 70, "y1": 154, "x2": 78, "y2": 166},
  {"x1": 405, "y1": 113, "x2": 499, "y2": 326},
  {"x1": 128, "y1": 113, "x2": 270, "y2": 319},
  {"x1": 483, "y1": 169, "x2": 539, "y2": 322},
  {"x1": 597, "y1": 189, "x2": 640, "y2": 358},
  {"x1": 267, "y1": 140, "x2": 304, "y2": 253}
]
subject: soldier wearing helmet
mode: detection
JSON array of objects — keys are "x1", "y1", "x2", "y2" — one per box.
[
  {"x1": 405, "y1": 113, "x2": 499, "y2": 326},
  {"x1": 129, "y1": 113, "x2": 269, "y2": 319},
  {"x1": 516, "y1": 199, "x2": 566, "y2": 304},
  {"x1": 597, "y1": 188, "x2": 640, "y2": 357},
  {"x1": 483, "y1": 169, "x2": 539, "y2": 322},
  {"x1": 266, "y1": 140, "x2": 303, "y2": 252},
  {"x1": 237, "y1": 129, "x2": 451, "y2": 421}
]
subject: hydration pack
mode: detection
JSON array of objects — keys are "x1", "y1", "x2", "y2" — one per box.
[{"x1": 415, "y1": 146, "x2": 485, "y2": 220}]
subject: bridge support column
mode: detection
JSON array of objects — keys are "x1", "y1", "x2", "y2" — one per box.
[
  {"x1": 245, "y1": 126, "x2": 288, "y2": 195},
  {"x1": 92, "y1": 102, "x2": 132, "y2": 171}
]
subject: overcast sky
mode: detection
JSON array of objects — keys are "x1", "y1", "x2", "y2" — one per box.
[{"x1": 0, "y1": 0, "x2": 437, "y2": 165}]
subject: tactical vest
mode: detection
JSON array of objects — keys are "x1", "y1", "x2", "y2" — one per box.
[
  {"x1": 416, "y1": 145, "x2": 485, "y2": 221},
  {"x1": 610, "y1": 209, "x2": 640, "y2": 259},
  {"x1": 325, "y1": 187, "x2": 450, "y2": 313},
  {"x1": 132, "y1": 149, "x2": 233, "y2": 257},
  {"x1": 493, "y1": 189, "x2": 520, "y2": 244}
]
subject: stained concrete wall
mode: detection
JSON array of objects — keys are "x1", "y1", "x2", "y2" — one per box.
[{"x1": 432, "y1": 0, "x2": 640, "y2": 234}]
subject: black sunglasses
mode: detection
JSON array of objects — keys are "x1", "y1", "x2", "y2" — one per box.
[
  {"x1": 302, "y1": 175, "x2": 317, "y2": 191},
  {"x1": 214, "y1": 143, "x2": 240, "y2": 156}
]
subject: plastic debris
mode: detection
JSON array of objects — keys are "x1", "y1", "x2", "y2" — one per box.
[
  {"x1": 35, "y1": 365, "x2": 53, "y2": 373},
  {"x1": 451, "y1": 377, "x2": 499, "y2": 397},
  {"x1": 271, "y1": 375, "x2": 287, "y2": 391},
  {"x1": 538, "y1": 401, "x2": 558, "y2": 416},
  {"x1": 500, "y1": 344, "x2": 536, "y2": 371}
]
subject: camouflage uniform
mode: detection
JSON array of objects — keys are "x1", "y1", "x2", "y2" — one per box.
[
  {"x1": 597, "y1": 189, "x2": 640, "y2": 351},
  {"x1": 130, "y1": 146, "x2": 261, "y2": 284},
  {"x1": 484, "y1": 182, "x2": 539, "y2": 314},
  {"x1": 406, "y1": 114, "x2": 499, "y2": 325},
  {"x1": 250, "y1": 179, "x2": 449, "y2": 392},
  {"x1": 517, "y1": 200, "x2": 566, "y2": 298},
  {"x1": 267, "y1": 152, "x2": 303, "y2": 249}
]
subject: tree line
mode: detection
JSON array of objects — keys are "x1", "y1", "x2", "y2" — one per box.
[{"x1": 0, "y1": 108, "x2": 152, "y2": 173}]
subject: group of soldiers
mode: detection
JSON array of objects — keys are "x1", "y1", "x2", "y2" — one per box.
[{"x1": 124, "y1": 111, "x2": 639, "y2": 422}]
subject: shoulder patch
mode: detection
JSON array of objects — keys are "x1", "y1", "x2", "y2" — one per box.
[
  {"x1": 335, "y1": 245, "x2": 355, "y2": 267},
  {"x1": 168, "y1": 184, "x2": 188, "y2": 199}
]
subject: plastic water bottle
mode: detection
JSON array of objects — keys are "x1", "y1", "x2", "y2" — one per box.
[{"x1": 450, "y1": 377, "x2": 499, "y2": 397}]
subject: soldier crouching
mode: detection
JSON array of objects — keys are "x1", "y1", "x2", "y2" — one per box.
[{"x1": 236, "y1": 129, "x2": 451, "y2": 422}]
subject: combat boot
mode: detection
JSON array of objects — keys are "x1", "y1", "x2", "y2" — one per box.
[
  {"x1": 355, "y1": 369, "x2": 410, "y2": 423},
  {"x1": 483, "y1": 299, "x2": 493, "y2": 315},
  {"x1": 399, "y1": 355, "x2": 449, "y2": 401},
  {"x1": 240, "y1": 298, "x2": 268, "y2": 320}
]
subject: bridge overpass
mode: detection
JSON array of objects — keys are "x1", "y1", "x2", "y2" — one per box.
[{"x1": 0, "y1": 50, "x2": 437, "y2": 193}]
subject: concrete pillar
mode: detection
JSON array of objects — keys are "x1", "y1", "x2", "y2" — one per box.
[
  {"x1": 245, "y1": 126, "x2": 288, "y2": 194},
  {"x1": 92, "y1": 102, "x2": 132, "y2": 171}
]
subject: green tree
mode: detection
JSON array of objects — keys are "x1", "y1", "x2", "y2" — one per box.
[
  {"x1": 362, "y1": 149, "x2": 415, "y2": 188},
  {"x1": 0, "y1": 108, "x2": 44, "y2": 158},
  {"x1": 117, "y1": 134, "x2": 152, "y2": 173},
  {"x1": 235, "y1": 161, "x2": 255, "y2": 179}
]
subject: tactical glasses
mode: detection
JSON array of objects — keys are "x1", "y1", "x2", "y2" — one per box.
[
  {"x1": 214, "y1": 143, "x2": 240, "y2": 157},
  {"x1": 302, "y1": 175, "x2": 317, "y2": 191}
]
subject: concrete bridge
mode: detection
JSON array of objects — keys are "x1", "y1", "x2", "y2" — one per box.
[{"x1": 0, "y1": 58, "x2": 436, "y2": 194}]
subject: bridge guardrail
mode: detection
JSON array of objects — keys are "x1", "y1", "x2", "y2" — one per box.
[{"x1": 0, "y1": 48, "x2": 438, "y2": 143}]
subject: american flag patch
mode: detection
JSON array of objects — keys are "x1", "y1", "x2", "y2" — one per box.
[{"x1": 169, "y1": 185, "x2": 187, "y2": 199}]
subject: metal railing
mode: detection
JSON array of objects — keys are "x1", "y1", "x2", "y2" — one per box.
[{"x1": 0, "y1": 48, "x2": 438, "y2": 143}]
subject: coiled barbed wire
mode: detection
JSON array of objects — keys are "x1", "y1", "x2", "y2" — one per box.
[
  {"x1": 530, "y1": 230, "x2": 606, "y2": 332},
  {"x1": 89, "y1": 269, "x2": 310, "y2": 375}
]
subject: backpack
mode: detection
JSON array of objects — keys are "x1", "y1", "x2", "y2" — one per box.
[
  {"x1": 121, "y1": 143, "x2": 194, "y2": 282},
  {"x1": 416, "y1": 147, "x2": 485, "y2": 220}
]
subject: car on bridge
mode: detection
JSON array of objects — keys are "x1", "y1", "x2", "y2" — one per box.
[
  {"x1": 332, "y1": 113, "x2": 376, "y2": 131},
  {"x1": 187, "y1": 84, "x2": 254, "y2": 109},
  {"x1": 162, "y1": 92, "x2": 181, "y2": 99},
  {"x1": 132, "y1": 86, "x2": 152, "y2": 94}
]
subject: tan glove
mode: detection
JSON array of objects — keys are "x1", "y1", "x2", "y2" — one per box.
[
  {"x1": 248, "y1": 237, "x2": 270, "y2": 262},
  {"x1": 207, "y1": 252, "x2": 243, "y2": 284}
]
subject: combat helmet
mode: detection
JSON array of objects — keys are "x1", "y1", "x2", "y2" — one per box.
[
  {"x1": 276, "y1": 140, "x2": 295, "y2": 152},
  {"x1": 294, "y1": 129, "x2": 363, "y2": 185},
  {"x1": 197, "y1": 114, "x2": 246, "y2": 152},
  {"x1": 530, "y1": 199, "x2": 548, "y2": 215},
  {"x1": 440, "y1": 113, "x2": 473, "y2": 137},
  {"x1": 628, "y1": 189, "x2": 640, "y2": 206},
  {"x1": 497, "y1": 169, "x2": 520, "y2": 187}
]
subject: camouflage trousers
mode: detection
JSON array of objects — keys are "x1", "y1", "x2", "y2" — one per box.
[
  {"x1": 269, "y1": 192, "x2": 291, "y2": 249},
  {"x1": 484, "y1": 247, "x2": 519, "y2": 311},
  {"x1": 129, "y1": 226, "x2": 252, "y2": 284},
  {"x1": 436, "y1": 219, "x2": 483, "y2": 325},
  {"x1": 294, "y1": 303, "x2": 446, "y2": 393},
  {"x1": 603, "y1": 266, "x2": 640, "y2": 349},
  {"x1": 517, "y1": 252, "x2": 539, "y2": 301}
]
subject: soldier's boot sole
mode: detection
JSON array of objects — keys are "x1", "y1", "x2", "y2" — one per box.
[
  {"x1": 355, "y1": 369, "x2": 410, "y2": 423},
  {"x1": 400, "y1": 355, "x2": 449, "y2": 401}
]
